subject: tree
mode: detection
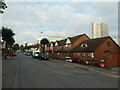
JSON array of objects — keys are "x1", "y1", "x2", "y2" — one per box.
[
  {"x1": 0, "y1": 0, "x2": 7, "y2": 14},
  {"x1": 12, "y1": 43, "x2": 19, "y2": 51},
  {"x1": 1, "y1": 27, "x2": 15, "y2": 49},
  {"x1": 26, "y1": 46, "x2": 31, "y2": 51},
  {"x1": 40, "y1": 38, "x2": 49, "y2": 52},
  {"x1": 8, "y1": 37, "x2": 15, "y2": 50},
  {"x1": 1, "y1": 27, "x2": 15, "y2": 58},
  {"x1": 19, "y1": 45, "x2": 25, "y2": 52}
]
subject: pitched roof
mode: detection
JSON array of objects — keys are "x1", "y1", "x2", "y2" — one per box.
[
  {"x1": 68, "y1": 34, "x2": 87, "y2": 44},
  {"x1": 71, "y1": 36, "x2": 110, "y2": 52},
  {"x1": 57, "y1": 39, "x2": 67, "y2": 46},
  {"x1": 33, "y1": 44, "x2": 40, "y2": 48},
  {"x1": 46, "y1": 42, "x2": 55, "y2": 47}
]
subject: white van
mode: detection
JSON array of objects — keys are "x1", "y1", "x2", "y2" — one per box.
[{"x1": 32, "y1": 51, "x2": 40, "y2": 59}]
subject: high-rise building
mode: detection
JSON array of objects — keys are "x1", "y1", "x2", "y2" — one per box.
[{"x1": 92, "y1": 23, "x2": 108, "y2": 38}]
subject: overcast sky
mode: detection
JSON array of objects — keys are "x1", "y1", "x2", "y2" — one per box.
[{"x1": 1, "y1": 0, "x2": 119, "y2": 45}]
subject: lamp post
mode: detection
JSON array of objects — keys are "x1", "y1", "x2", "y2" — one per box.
[{"x1": 40, "y1": 32, "x2": 43, "y2": 38}]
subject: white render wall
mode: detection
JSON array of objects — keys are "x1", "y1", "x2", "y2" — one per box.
[{"x1": 92, "y1": 23, "x2": 108, "y2": 38}]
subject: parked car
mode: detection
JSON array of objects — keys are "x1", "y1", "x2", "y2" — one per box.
[
  {"x1": 32, "y1": 51, "x2": 40, "y2": 59},
  {"x1": 24, "y1": 52, "x2": 27, "y2": 55},
  {"x1": 26, "y1": 52, "x2": 31, "y2": 56},
  {"x1": 38, "y1": 52, "x2": 49, "y2": 60},
  {"x1": 65, "y1": 56, "x2": 72, "y2": 62},
  {"x1": 10, "y1": 53, "x2": 16, "y2": 56}
]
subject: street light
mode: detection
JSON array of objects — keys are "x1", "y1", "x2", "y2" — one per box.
[{"x1": 40, "y1": 32, "x2": 43, "y2": 38}]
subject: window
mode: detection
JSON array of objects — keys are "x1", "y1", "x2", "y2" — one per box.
[
  {"x1": 88, "y1": 53, "x2": 90, "y2": 57},
  {"x1": 82, "y1": 52, "x2": 85, "y2": 57},
  {"x1": 107, "y1": 42, "x2": 111, "y2": 46},
  {"x1": 65, "y1": 44, "x2": 71, "y2": 48},
  {"x1": 88, "y1": 52, "x2": 94, "y2": 57},
  {"x1": 81, "y1": 43, "x2": 88, "y2": 48},
  {"x1": 65, "y1": 44, "x2": 68, "y2": 47},
  {"x1": 77, "y1": 53, "x2": 80, "y2": 56}
]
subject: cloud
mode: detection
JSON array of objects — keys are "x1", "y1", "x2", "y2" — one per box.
[
  {"x1": 5, "y1": 0, "x2": 119, "y2": 2},
  {"x1": 2, "y1": 2, "x2": 118, "y2": 44}
]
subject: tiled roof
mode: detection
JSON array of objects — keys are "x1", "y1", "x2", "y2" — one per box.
[
  {"x1": 57, "y1": 39, "x2": 67, "y2": 46},
  {"x1": 55, "y1": 34, "x2": 87, "y2": 46},
  {"x1": 47, "y1": 42, "x2": 55, "y2": 47},
  {"x1": 68, "y1": 34, "x2": 87, "y2": 44},
  {"x1": 71, "y1": 36, "x2": 110, "y2": 52}
]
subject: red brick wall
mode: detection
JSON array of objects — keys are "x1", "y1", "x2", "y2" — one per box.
[
  {"x1": 106, "y1": 54, "x2": 120, "y2": 68},
  {"x1": 71, "y1": 38, "x2": 120, "y2": 68},
  {"x1": 71, "y1": 52, "x2": 94, "y2": 62},
  {"x1": 57, "y1": 54, "x2": 66, "y2": 60},
  {"x1": 48, "y1": 53, "x2": 55, "y2": 59},
  {"x1": 52, "y1": 34, "x2": 90, "y2": 60},
  {"x1": 94, "y1": 38, "x2": 120, "y2": 67}
]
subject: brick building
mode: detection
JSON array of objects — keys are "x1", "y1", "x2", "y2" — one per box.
[
  {"x1": 46, "y1": 34, "x2": 90, "y2": 60},
  {"x1": 71, "y1": 36, "x2": 120, "y2": 68}
]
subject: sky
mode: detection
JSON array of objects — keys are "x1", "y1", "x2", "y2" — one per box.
[{"x1": 1, "y1": 0, "x2": 119, "y2": 45}]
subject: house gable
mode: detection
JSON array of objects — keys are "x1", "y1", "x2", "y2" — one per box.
[
  {"x1": 51, "y1": 43, "x2": 53, "y2": 47},
  {"x1": 55, "y1": 42, "x2": 58, "y2": 46},
  {"x1": 66, "y1": 38, "x2": 71, "y2": 44},
  {"x1": 95, "y1": 37, "x2": 120, "y2": 53}
]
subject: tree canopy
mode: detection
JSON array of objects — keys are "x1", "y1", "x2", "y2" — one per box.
[
  {"x1": 40, "y1": 38, "x2": 49, "y2": 45},
  {"x1": 12, "y1": 43, "x2": 19, "y2": 51},
  {"x1": 1, "y1": 27, "x2": 15, "y2": 55},
  {"x1": 0, "y1": 0, "x2": 7, "y2": 14},
  {"x1": 19, "y1": 45, "x2": 25, "y2": 52},
  {"x1": 40, "y1": 38, "x2": 49, "y2": 52}
]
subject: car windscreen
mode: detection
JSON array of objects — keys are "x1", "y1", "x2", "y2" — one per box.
[
  {"x1": 35, "y1": 52, "x2": 39, "y2": 54},
  {"x1": 41, "y1": 53, "x2": 47, "y2": 56}
]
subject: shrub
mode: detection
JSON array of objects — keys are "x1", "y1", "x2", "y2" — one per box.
[{"x1": 87, "y1": 59, "x2": 95, "y2": 65}]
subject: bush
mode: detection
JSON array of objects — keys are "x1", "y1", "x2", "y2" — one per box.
[
  {"x1": 87, "y1": 59, "x2": 95, "y2": 65},
  {"x1": 79, "y1": 60, "x2": 86, "y2": 64}
]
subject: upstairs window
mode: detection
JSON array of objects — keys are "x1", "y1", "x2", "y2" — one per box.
[
  {"x1": 107, "y1": 42, "x2": 111, "y2": 46},
  {"x1": 81, "y1": 43, "x2": 88, "y2": 48},
  {"x1": 65, "y1": 44, "x2": 71, "y2": 48}
]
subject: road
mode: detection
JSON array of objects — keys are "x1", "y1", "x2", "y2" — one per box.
[{"x1": 2, "y1": 53, "x2": 118, "y2": 88}]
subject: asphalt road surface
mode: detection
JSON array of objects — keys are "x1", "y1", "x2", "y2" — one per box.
[{"x1": 2, "y1": 53, "x2": 118, "y2": 88}]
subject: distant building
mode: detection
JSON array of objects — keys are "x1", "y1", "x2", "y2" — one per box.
[
  {"x1": 27, "y1": 43, "x2": 34, "y2": 46},
  {"x1": 37, "y1": 37, "x2": 43, "y2": 44},
  {"x1": 113, "y1": 39, "x2": 120, "y2": 46},
  {"x1": 92, "y1": 23, "x2": 108, "y2": 38},
  {"x1": 49, "y1": 36, "x2": 63, "y2": 42},
  {"x1": 36, "y1": 37, "x2": 49, "y2": 44}
]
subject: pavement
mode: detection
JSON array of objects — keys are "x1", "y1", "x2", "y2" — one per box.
[{"x1": 50, "y1": 59, "x2": 120, "y2": 78}]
